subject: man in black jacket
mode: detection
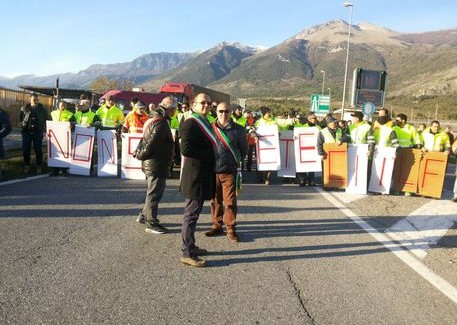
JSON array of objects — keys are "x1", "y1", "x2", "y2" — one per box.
[
  {"x1": 135, "y1": 97, "x2": 175, "y2": 234},
  {"x1": 206, "y1": 102, "x2": 247, "y2": 242},
  {"x1": 19, "y1": 93, "x2": 50, "y2": 174},
  {"x1": 179, "y1": 93, "x2": 216, "y2": 267}
]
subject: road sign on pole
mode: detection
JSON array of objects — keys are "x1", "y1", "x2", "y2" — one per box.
[
  {"x1": 361, "y1": 102, "x2": 376, "y2": 116},
  {"x1": 310, "y1": 94, "x2": 331, "y2": 116}
]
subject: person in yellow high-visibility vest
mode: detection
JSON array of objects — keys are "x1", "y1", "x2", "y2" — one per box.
[
  {"x1": 51, "y1": 101, "x2": 75, "y2": 124},
  {"x1": 297, "y1": 112, "x2": 321, "y2": 187},
  {"x1": 317, "y1": 116, "x2": 349, "y2": 159},
  {"x1": 50, "y1": 101, "x2": 75, "y2": 176},
  {"x1": 348, "y1": 112, "x2": 374, "y2": 146},
  {"x1": 317, "y1": 116, "x2": 349, "y2": 189},
  {"x1": 373, "y1": 115, "x2": 400, "y2": 149},
  {"x1": 74, "y1": 99, "x2": 99, "y2": 127},
  {"x1": 452, "y1": 139, "x2": 457, "y2": 202},
  {"x1": 420, "y1": 120, "x2": 451, "y2": 153},
  {"x1": 253, "y1": 106, "x2": 278, "y2": 185},
  {"x1": 393, "y1": 113, "x2": 421, "y2": 148},
  {"x1": 95, "y1": 95, "x2": 124, "y2": 131}
]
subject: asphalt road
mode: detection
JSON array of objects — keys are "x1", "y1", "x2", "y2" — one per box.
[{"x1": 1, "y1": 172, "x2": 457, "y2": 325}]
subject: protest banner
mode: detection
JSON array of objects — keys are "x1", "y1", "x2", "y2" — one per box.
[
  {"x1": 70, "y1": 126, "x2": 95, "y2": 176},
  {"x1": 323, "y1": 143, "x2": 347, "y2": 189},
  {"x1": 368, "y1": 147, "x2": 396, "y2": 194},
  {"x1": 256, "y1": 125, "x2": 281, "y2": 171},
  {"x1": 418, "y1": 151, "x2": 448, "y2": 199},
  {"x1": 121, "y1": 133, "x2": 144, "y2": 179},
  {"x1": 47, "y1": 121, "x2": 71, "y2": 168},
  {"x1": 346, "y1": 144, "x2": 369, "y2": 194},
  {"x1": 278, "y1": 130, "x2": 296, "y2": 177},
  {"x1": 391, "y1": 148, "x2": 421, "y2": 193},
  {"x1": 294, "y1": 127, "x2": 321, "y2": 173},
  {"x1": 97, "y1": 130, "x2": 118, "y2": 177}
]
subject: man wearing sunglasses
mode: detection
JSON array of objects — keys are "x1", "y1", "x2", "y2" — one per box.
[
  {"x1": 206, "y1": 102, "x2": 248, "y2": 243},
  {"x1": 179, "y1": 93, "x2": 216, "y2": 267}
]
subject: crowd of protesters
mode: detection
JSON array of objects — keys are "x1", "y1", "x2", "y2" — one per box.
[{"x1": 1, "y1": 92, "x2": 457, "y2": 267}]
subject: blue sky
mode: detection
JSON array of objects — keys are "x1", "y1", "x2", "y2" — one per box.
[{"x1": 1, "y1": 0, "x2": 456, "y2": 77}]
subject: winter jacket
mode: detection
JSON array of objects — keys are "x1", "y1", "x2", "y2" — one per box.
[
  {"x1": 136, "y1": 108, "x2": 174, "y2": 177},
  {"x1": 19, "y1": 103, "x2": 50, "y2": 135},
  {"x1": 213, "y1": 120, "x2": 248, "y2": 173}
]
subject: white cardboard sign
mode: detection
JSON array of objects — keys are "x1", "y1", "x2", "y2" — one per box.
[
  {"x1": 97, "y1": 130, "x2": 118, "y2": 177},
  {"x1": 70, "y1": 126, "x2": 95, "y2": 176},
  {"x1": 278, "y1": 130, "x2": 296, "y2": 177},
  {"x1": 368, "y1": 147, "x2": 396, "y2": 194},
  {"x1": 294, "y1": 127, "x2": 321, "y2": 172},
  {"x1": 47, "y1": 121, "x2": 71, "y2": 168},
  {"x1": 121, "y1": 133, "x2": 144, "y2": 179},
  {"x1": 346, "y1": 144, "x2": 369, "y2": 194},
  {"x1": 256, "y1": 125, "x2": 281, "y2": 171}
]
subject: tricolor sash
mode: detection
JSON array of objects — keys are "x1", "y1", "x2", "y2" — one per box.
[
  {"x1": 188, "y1": 113, "x2": 218, "y2": 148},
  {"x1": 213, "y1": 122, "x2": 243, "y2": 196}
]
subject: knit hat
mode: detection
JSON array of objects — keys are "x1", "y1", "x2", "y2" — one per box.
[
  {"x1": 260, "y1": 106, "x2": 271, "y2": 116},
  {"x1": 327, "y1": 116, "x2": 338, "y2": 123}
]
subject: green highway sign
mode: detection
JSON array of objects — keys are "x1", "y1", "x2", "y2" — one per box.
[{"x1": 310, "y1": 94, "x2": 331, "y2": 115}]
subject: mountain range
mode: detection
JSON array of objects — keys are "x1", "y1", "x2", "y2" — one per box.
[{"x1": 2, "y1": 20, "x2": 457, "y2": 101}]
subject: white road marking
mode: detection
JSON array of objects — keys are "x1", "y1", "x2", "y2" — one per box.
[
  {"x1": 384, "y1": 201, "x2": 457, "y2": 259},
  {"x1": 0, "y1": 174, "x2": 50, "y2": 186},
  {"x1": 316, "y1": 187, "x2": 457, "y2": 305}
]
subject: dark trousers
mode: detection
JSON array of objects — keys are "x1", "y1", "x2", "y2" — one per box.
[
  {"x1": 246, "y1": 144, "x2": 255, "y2": 171},
  {"x1": 210, "y1": 173, "x2": 237, "y2": 229},
  {"x1": 142, "y1": 175, "x2": 167, "y2": 224},
  {"x1": 298, "y1": 172, "x2": 315, "y2": 185},
  {"x1": 181, "y1": 199, "x2": 204, "y2": 258},
  {"x1": 22, "y1": 132, "x2": 43, "y2": 166}
]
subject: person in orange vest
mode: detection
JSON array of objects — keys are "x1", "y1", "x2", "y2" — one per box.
[{"x1": 123, "y1": 101, "x2": 149, "y2": 134}]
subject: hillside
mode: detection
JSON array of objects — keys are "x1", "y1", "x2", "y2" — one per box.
[{"x1": 2, "y1": 20, "x2": 457, "y2": 119}]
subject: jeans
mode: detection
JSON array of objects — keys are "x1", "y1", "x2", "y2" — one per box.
[
  {"x1": 142, "y1": 175, "x2": 167, "y2": 224},
  {"x1": 22, "y1": 132, "x2": 44, "y2": 166},
  {"x1": 210, "y1": 173, "x2": 237, "y2": 229},
  {"x1": 181, "y1": 199, "x2": 204, "y2": 258}
]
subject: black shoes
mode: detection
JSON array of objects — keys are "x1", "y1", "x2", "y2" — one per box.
[
  {"x1": 205, "y1": 228, "x2": 224, "y2": 237},
  {"x1": 136, "y1": 213, "x2": 145, "y2": 224},
  {"x1": 145, "y1": 221, "x2": 168, "y2": 234}
]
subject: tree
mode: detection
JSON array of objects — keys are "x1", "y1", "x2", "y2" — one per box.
[
  {"x1": 90, "y1": 76, "x2": 135, "y2": 93},
  {"x1": 90, "y1": 76, "x2": 117, "y2": 94}
]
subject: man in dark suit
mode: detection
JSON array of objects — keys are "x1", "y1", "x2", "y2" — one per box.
[{"x1": 179, "y1": 93, "x2": 216, "y2": 267}]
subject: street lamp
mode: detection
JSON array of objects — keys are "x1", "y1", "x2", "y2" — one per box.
[
  {"x1": 320, "y1": 70, "x2": 326, "y2": 95},
  {"x1": 341, "y1": 2, "x2": 354, "y2": 120}
]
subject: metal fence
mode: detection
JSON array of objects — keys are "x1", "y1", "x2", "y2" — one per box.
[{"x1": 0, "y1": 88, "x2": 52, "y2": 128}]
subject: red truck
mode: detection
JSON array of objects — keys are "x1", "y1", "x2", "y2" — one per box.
[
  {"x1": 159, "y1": 82, "x2": 230, "y2": 105},
  {"x1": 101, "y1": 89, "x2": 166, "y2": 114}
]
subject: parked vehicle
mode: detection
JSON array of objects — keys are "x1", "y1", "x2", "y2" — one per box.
[
  {"x1": 100, "y1": 89, "x2": 166, "y2": 114},
  {"x1": 159, "y1": 82, "x2": 230, "y2": 105}
]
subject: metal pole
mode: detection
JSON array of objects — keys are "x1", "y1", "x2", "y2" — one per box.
[
  {"x1": 321, "y1": 70, "x2": 326, "y2": 95},
  {"x1": 341, "y1": 2, "x2": 354, "y2": 120}
]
